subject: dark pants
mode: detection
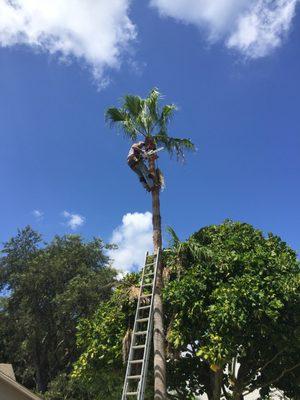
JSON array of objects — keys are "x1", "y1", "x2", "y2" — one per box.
[{"x1": 129, "y1": 160, "x2": 154, "y2": 189}]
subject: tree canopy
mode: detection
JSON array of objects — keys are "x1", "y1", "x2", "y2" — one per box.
[
  {"x1": 71, "y1": 273, "x2": 139, "y2": 399},
  {"x1": 165, "y1": 221, "x2": 300, "y2": 399},
  {"x1": 1, "y1": 222, "x2": 299, "y2": 399},
  {"x1": 72, "y1": 221, "x2": 300, "y2": 399},
  {"x1": 0, "y1": 226, "x2": 116, "y2": 395}
]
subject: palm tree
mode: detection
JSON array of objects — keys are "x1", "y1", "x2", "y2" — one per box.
[{"x1": 105, "y1": 88, "x2": 195, "y2": 399}]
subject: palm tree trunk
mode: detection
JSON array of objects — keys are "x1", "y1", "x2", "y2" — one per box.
[{"x1": 149, "y1": 157, "x2": 167, "y2": 399}]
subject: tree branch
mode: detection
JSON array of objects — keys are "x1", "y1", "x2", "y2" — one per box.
[
  {"x1": 244, "y1": 362, "x2": 300, "y2": 395},
  {"x1": 241, "y1": 349, "x2": 286, "y2": 389},
  {"x1": 232, "y1": 357, "x2": 237, "y2": 380},
  {"x1": 259, "y1": 349, "x2": 286, "y2": 373},
  {"x1": 222, "y1": 383, "x2": 232, "y2": 400}
]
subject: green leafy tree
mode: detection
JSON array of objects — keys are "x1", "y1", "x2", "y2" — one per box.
[
  {"x1": 0, "y1": 226, "x2": 116, "y2": 395},
  {"x1": 164, "y1": 220, "x2": 300, "y2": 400},
  {"x1": 73, "y1": 221, "x2": 300, "y2": 399},
  {"x1": 106, "y1": 88, "x2": 194, "y2": 399},
  {"x1": 44, "y1": 372, "x2": 92, "y2": 400},
  {"x1": 71, "y1": 273, "x2": 141, "y2": 399}
]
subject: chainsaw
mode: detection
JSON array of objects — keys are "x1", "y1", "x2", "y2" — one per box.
[{"x1": 144, "y1": 147, "x2": 164, "y2": 158}]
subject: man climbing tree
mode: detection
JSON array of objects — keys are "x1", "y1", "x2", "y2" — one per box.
[
  {"x1": 106, "y1": 88, "x2": 195, "y2": 399},
  {"x1": 127, "y1": 140, "x2": 155, "y2": 191}
]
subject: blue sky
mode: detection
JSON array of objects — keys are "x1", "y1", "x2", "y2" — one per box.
[{"x1": 0, "y1": 0, "x2": 299, "y2": 271}]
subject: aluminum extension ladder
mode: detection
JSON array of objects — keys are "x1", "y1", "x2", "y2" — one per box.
[{"x1": 121, "y1": 248, "x2": 160, "y2": 400}]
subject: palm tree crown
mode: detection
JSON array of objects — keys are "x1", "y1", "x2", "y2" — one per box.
[{"x1": 105, "y1": 88, "x2": 195, "y2": 161}]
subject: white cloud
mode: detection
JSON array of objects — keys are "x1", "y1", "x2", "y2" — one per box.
[
  {"x1": 0, "y1": 0, "x2": 136, "y2": 84},
  {"x1": 150, "y1": 0, "x2": 299, "y2": 58},
  {"x1": 32, "y1": 209, "x2": 44, "y2": 220},
  {"x1": 62, "y1": 210, "x2": 85, "y2": 230},
  {"x1": 108, "y1": 211, "x2": 153, "y2": 273},
  {"x1": 227, "y1": 0, "x2": 298, "y2": 58}
]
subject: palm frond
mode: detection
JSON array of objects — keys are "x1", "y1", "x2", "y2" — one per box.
[
  {"x1": 105, "y1": 106, "x2": 139, "y2": 140},
  {"x1": 186, "y1": 240, "x2": 214, "y2": 262},
  {"x1": 157, "y1": 168, "x2": 165, "y2": 190},
  {"x1": 123, "y1": 95, "x2": 144, "y2": 118},
  {"x1": 122, "y1": 118, "x2": 139, "y2": 141},
  {"x1": 105, "y1": 107, "x2": 127, "y2": 125},
  {"x1": 159, "y1": 104, "x2": 177, "y2": 130},
  {"x1": 155, "y1": 134, "x2": 195, "y2": 161},
  {"x1": 167, "y1": 226, "x2": 180, "y2": 247},
  {"x1": 146, "y1": 88, "x2": 160, "y2": 122},
  {"x1": 136, "y1": 102, "x2": 151, "y2": 134},
  {"x1": 123, "y1": 94, "x2": 157, "y2": 135}
]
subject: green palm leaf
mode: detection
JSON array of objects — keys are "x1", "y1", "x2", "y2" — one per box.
[
  {"x1": 123, "y1": 95, "x2": 144, "y2": 118},
  {"x1": 105, "y1": 88, "x2": 195, "y2": 159}
]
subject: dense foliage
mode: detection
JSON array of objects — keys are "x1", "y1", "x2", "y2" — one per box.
[
  {"x1": 165, "y1": 221, "x2": 300, "y2": 399},
  {"x1": 72, "y1": 273, "x2": 138, "y2": 399},
  {"x1": 73, "y1": 221, "x2": 300, "y2": 400},
  {"x1": 1, "y1": 222, "x2": 299, "y2": 400},
  {"x1": 0, "y1": 226, "x2": 116, "y2": 396}
]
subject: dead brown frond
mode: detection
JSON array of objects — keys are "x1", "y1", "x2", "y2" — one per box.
[
  {"x1": 163, "y1": 266, "x2": 171, "y2": 284},
  {"x1": 128, "y1": 285, "x2": 140, "y2": 300},
  {"x1": 122, "y1": 328, "x2": 132, "y2": 364},
  {"x1": 156, "y1": 168, "x2": 165, "y2": 190}
]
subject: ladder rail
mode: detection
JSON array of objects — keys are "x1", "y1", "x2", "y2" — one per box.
[
  {"x1": 139, "y1": 248, "x2": 160, "y2": 400},
  {"x1": 121, "y1": 251, "x2": 149, "y2": 400},
  {"x1": 121, "y1": 249, "x2": 160, "y2": 400}
]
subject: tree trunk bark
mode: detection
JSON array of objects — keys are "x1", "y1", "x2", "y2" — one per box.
[
  {"x1": 233, "y1": 393, "x2": 244, "y2": 400},
  {"x1": 209, "y1": 369, "x2": 223, "y2": 400},
  {"x1": 149, "y1": 157, "x2": 167, "y2": 399},
  {"x1": 34, "y1": 339, "x2": 47, "y2": 393}
]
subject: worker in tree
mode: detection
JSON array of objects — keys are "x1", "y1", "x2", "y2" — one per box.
[{"x1": 127, "y1": 140, "x2": 155, "y2": 191}]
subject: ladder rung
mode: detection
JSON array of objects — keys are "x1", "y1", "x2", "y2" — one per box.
[
  {"x1": 122, "y1": 249, "x2": 160, "y2": 400},
  {"x1": 127, "y1": 375, "x2": 141, "y2": 380},
  {"x1": 137, "y1": 318, "x2": 149, "y2": 323}
]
